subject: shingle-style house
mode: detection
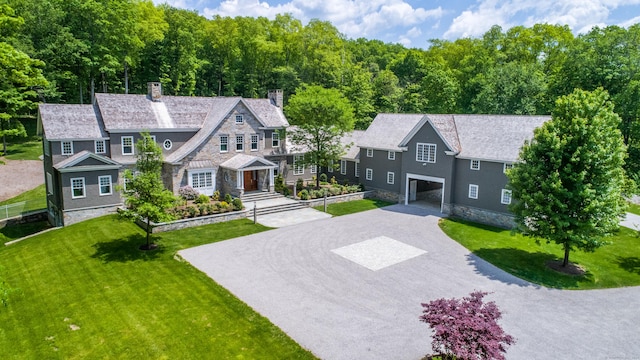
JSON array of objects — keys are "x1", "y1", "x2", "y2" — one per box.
[
  {"x1": 39, "y1": 83, "x2": 289, "y2": 226},
  {"x1": 357, "y1": 113, "x2": 549, "y2": 227}
]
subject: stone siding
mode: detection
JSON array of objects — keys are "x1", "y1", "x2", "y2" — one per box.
[
  {"x1": 450, "y1": 204, "x2": 516, "y2": 229},
  {"x1": 370, "y1": 188, "x2": 403, "y2": 203},
  {"x1": 142, "y1": 210, "x2": 249, "y2": 233},
  {"x1": 63, "y1": 204, "x2": 122, "y2": 226}
]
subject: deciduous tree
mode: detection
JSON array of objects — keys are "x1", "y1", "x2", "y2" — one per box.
[{"x1": 508, "y1": 88, "x2": 626, "y2": 267}]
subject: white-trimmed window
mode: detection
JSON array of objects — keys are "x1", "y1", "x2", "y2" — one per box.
[
  {"x1": 272, "y1": 132, "x2": 280, "y2": 147},
  {"x1": 95, "y1": 140, "x2": 106, "y2": 154},
  {"x1": 99, "y1": 175, "x2": 112, "y2": 196},
  {"x1": 220, "y1": 135, "x2": 228, "y2": 152},
  {"x1": 163, "y1": 139, "x2": 172, "y2": 150},
  {"x1": 416, "y1": 143, "x2": 436, "y2": 163},
  {"x1": 251, "y1": 134, "x2": 259, "y2": 151},
  {"x1": 236, "y1": 135, "x2": 244, "y2": 151},
  {"x1": 293, "y1": 154, "x2": 304, "y2": 175},
  {"x1": 468, "y1": 184, "x2": 478, "y2": 199},
  {"x1": 61, "y1": 141, "x2": 73, "y2": 155},
  {"x1": 71, "y1": 177, "x2": 85, "y2": 199},
  {"x1": 366, "y1": 148, "x2": 373, "y2": 157},
  {"x1": 46, "y1": 172, "x2": 53, "y2": 194},
  {"x1": 340, "y1": 160, "x2": 347, "y2": 175},
  {"x1": 122, "y1": 136, "x2": 134, "y2": 155},
  {"x1": 190, "y1": 171, "x2": 213, "y2": 189},
  {"x1": 235, "y1": 115, "x2": 244, "y2": 124},
  {"x1": 388, "y1": 151, "x2": 395, "y2": 160},
  {"x1": 355, "y1": 162, "x2": 360, "y2": 177},
  {"x1": 310, "y1": 164, "x2": 317, "y2": 174},
  {"x1": 470, "y1": 159, "x2": 480, "y2": 170},
  {"x1": 503, "y1": 163, "x2": 513, "y2": 173},
  {"x1": 501, "y1": 189, "x2": 512, "y2": 205},
  {"x1": 328, "y1": 160, "x2": 334, "y2": 173},
  {"x1": 387, "y1": 171, "x2": 395, "y2": 184},
  {"x1": 366, "y1": 168, "x2": 373, "y2": 181}
]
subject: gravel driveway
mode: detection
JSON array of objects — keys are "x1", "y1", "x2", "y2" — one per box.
[
  {"x1": 179, "y1": 204, "x2": 640, "y2": 360},
  {"x1": 0, "y1": 158, "x2": 43, "y2": 201}
]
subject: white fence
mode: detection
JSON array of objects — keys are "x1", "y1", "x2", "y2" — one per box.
[{"x1": 0, "y1": 201, "x2": 45, "y2": 220}]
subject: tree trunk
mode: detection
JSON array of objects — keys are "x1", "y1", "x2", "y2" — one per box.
[
  {"x1": 562, "y1": 243, "x2": 570, "y2": 267},
  {"x1": 146, "y1": 217, "x2": 151, "y2": 248},
  {"x1": 79, "y1": 81, "x2": 83, "y2": 105},
  {"x1": 90, "y1": 77, "x2": 95, "y2": 104},
  {"x1": 1, "y1": 134, "x2": 6, "y2": 156},
  {"x1": 124, "y1": 61, "x2": 129, "y2": 94}
]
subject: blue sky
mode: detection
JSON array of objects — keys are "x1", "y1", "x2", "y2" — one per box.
[{"x1": 154, "y1": 0, "x2": 640, "y2": 48}]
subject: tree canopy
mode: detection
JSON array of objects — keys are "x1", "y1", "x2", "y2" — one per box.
[{"x1": 508, "y1": 88, "x2": 626, "y2": 267}]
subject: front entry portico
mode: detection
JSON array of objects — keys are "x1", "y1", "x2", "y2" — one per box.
[{"x1": 220, "y1": 154, "x2": 277, "y2": 197}]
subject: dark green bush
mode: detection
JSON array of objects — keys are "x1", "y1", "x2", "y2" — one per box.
[
  {"x1": 319, "y1": 173, "x2": 328, "y2": 183},
  {"x1": 224, "y1": 193, "x2": 233, "y2": 203},
  {"x1": 195, "y1": 194, "x2": 210, "y2": 204},
  {"x1": 232, "y1": 198, "x2": 243, "y2": 211}
]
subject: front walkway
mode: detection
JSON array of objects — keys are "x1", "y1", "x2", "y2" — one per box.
[{"x1": 179, "y1": 204, "x2": 640, "y2": 359}]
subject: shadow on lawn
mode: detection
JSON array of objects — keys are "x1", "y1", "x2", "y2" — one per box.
[
  {"x1": 91, "y1": 234, "x2": 166, "y2": 263},
  {"x1": 468, "y1": 248, "x2": 593, "y2": 289},
  {"x1": 616, "y1": 256, "x2": 640, "y2": 275}
]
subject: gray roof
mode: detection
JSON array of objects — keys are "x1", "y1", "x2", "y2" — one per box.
[
  {"x1": 453, "y1": 115, "x2": 549, "y2": 162},
  {"x1": 358, "y1": 114, "x2": 425, "y2": 151},
  {"x1": 220, "y1": 154, "x2": 277, "y2": 170},
  {"x1": 243, "y1": 99, "x2": 289, "y2": 128},
  {"x1": 341, "y1": 130, "x2": 366, "y2": 160},
  {"x1": 39, "y1": 104, "x2": 107, "y2": 140},
  {"x1": 53, "y1": 150, "x2": 121, "y2": 171}
]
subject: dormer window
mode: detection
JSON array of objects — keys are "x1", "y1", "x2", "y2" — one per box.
[
  {"x1": 235, "y1": 115, "x2": 244, "y2": 124},
  {"x1": 61, "y1": 141, "x2": 73, "y2": 155}
]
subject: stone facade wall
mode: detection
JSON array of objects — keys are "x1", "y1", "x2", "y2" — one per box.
[
  {"x1": 299, "y1": 191, "x2": 374, "y2": 207},
  {"x1": 63, "y1": 204, "x2": 122, "y2": 226},
  {"x1": 450, "y1": 204, "x2": 516, "y2": 229},
  {"x1": 416, "y1": 188, "x2": 442, "y2": 202},
  {"x1": 370, "y1": 188, "x2": 403, "y2": 203},
  {"x1": 143, "y1": 210, "x2": 249, "y2": 233}
]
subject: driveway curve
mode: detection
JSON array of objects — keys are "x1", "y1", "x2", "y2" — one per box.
[{"x1": 179, "y1": 204, "x2": 640, "y2": 360}]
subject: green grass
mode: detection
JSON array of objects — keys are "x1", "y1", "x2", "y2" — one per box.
[
  {"x1": 0, "y1": 184, "x2": 46, "y2": 211},
  {"x1": 0, "y1": 216, "x2": 316, "y2": 359},
  {"x1": 2, "y1": 118, "x2": 43, "y2": 160},
  {"x1": 627, "y1": 202, "x2": 640, "y2": 215},
  {"x1": 0, "y1": 221, "x2": 51, "y2": 243},
  {"x1": 440, "y1": 218, "x2": 640, "y2": 289},
  {"x1": 313, "y1": 198, "x2": 394, "y2": 216}
]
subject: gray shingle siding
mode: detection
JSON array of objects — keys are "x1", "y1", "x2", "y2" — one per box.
[
  {"x1": 60, "y1": 169, "x2": 120, "y2": 210},
  {"x1": 360, "y1": 148, "x2": 402, "y2": 193},
  {"x1": 453, "y1": 159, "x2": 510, "y2": 214}
]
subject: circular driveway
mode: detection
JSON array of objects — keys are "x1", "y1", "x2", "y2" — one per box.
[{"x1": 179, "y1": 204, "x2": 640, "y2": 359}]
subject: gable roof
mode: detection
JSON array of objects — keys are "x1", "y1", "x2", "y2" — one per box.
[
  {"x1": 220, "y1": 154, "x2": 277, "y2": 170},
  {"x1": 54, "y1": 150, "x2": 121, "y2": 173},
  {"x1": 39, "y1": 104, "x2": 107, "y2": 140},
  {"x1": 243, "y1": 99, "x2": 289, "y2": 128},
  {"x1": 342, "y1": 130, "x2": 366, "y2": 160},
  {"x1": 358, "y1": 114, "x2": 425, "y2": 151}
]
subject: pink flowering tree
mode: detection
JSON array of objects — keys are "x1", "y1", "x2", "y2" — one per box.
[{"x1": 419, "y1": 291, "x2": 515, "y2": 360}]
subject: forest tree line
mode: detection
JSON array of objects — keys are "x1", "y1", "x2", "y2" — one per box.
[{"x1": 3, "y1": 0, "x2": 640, "y2": 174}]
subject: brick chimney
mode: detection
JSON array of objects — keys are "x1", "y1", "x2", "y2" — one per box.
[
  {"x1": 268, "y1": 89, "x2": 283, "y2": 108},
  {"x1": 148, "y1": 82, "x2": 162, "y2": 101}
]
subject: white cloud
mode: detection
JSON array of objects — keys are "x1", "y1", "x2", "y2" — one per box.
[{"x1": 620, "y1": 15, "x2": 640, "y2": 27}]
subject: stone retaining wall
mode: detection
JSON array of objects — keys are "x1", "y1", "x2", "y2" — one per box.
[
  {"x1": 450, "y1": 204, "x2": 516, "y2": 229},
  {"x1": 0, "y1": 210, "x2": 48, "y2": 227},
  {"x1": 370, "y1": 188, "x2": 402, "y2": 203},
  {"x1": 64, "y1": 205, "x2": 121, "y2": 226},
  {"x1": 299, "y1": 191, "x2": 374, "y2": 207},
  {"x1": 141, "y1": 210, "x2": 249, "y2": 233}
]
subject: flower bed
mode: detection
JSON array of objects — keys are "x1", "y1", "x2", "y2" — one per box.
[{"x1": 169, "y1": 187, "x2": 244, "y2": 220}]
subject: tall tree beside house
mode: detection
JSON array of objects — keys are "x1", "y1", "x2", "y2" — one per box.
[
  {"x1": 285, "y1": 85, "x2": 355, "y2": 188},
  {"x1": 119, "y1": 133, "x2": 177, "y2": 250},
  {"x1": 508, "y1": 88, "x2": 626, "y2": 268}
]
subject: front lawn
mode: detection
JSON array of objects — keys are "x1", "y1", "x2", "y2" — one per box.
[
  {"x1": 627, "y1": 202, "x2": 640, "y2": 216},
  {"x1": 440, "y1": 218, "x2": 640, "y2": 289},
  {"x1": 313, "y1": 198, "x2": 394, "y2": 216},
  {"x1": 0, "y1": 216, "x2": 316, "y2": 359},
  {"x1": 0, "y1": 184, "x2": 46, "y2": 213}
]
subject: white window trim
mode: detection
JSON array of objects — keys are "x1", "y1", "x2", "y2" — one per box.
[
  {"x1": 310, "y1": 164, "x2": 317, "y2": 174},
  {"x1": 366, "y1": 168, "x2": 373, "y2": 181},
  {"x1": 236, "y1": 134, "x2": 244, "y2": 152},
  {"x1": 470, "y1": 159, "x2": 480, "y2": 170},
  {"x1": 44, "y1": 139, "x2": 50, "y2": 156},
  {"x1": 235, "y1": 114, "x2": 244, "y2": 124},
  {"x1": 61, "y1": 141, "x2": 73, "y2": 156},
  {"x1": 251, "y1": 134, "x2": 259, "y2": 151},
  {"x1": 163, "y1": 139, "x2": 172, "y2": 150},
  {"x1": 293, "y1": 154, "x2": 304, "y2": 175},
  {"x1": 503, "y1": 163, "x2": 513, "y2": 173},
  {"x1": 220, "y1": 135, "x2": 228, "y2": 153},
  {"x1": 121, "y1": 136, "x2": 134, "y2": 155},
  {"x1": 340, "y1": 160, "x2": 347, "y2": 175},
  {"x1": 71, "y1": 177, "x2": 86, "y2": 199},
  {"x1": 366, "y1": 148, "x2": 373, "y2": 157},
  {"x1": 355, "y1": 162, "x2": 360, "y2": 177},
  {"x1": 387, "y1": 171, "x2": 395, "y2": 184},
  {"x1": 46, "y1": 172, "x2": 53, "y2": 195},
  {"x1": 189, "y1": 170, "x2": 215, "y2": 196},
  {"x1": 328, "y1": 160, "x2": 334, "y2": 173},
  {"x1": 388, "y1": 151, "x2": 395, "y2": 160},
  {"x1": 95, "y1": 140, "x2": 106, "y2": 154},
  {"x1": 416, "y1": 143, "x2": 436, "y2": 163},
  {"x1": 272, "y1": 132, "x2": 280, "y2": 147},
  {"x1": 501, "y1": 189, "x2": 512, "y2": 205},
  {"x1": 468, "y1": 184, "x2": 479, "y2": 199},
  {"x1": 99, "y1": 175, "x2": 112, "y2": 196}
]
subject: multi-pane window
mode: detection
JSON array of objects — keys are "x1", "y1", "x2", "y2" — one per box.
[
  {"x1": 71, "y1": 177, "x2": 85, "y2": 199},
  {"x1": 251, "y1": 134, "x2": 259, "y2": 151},
  {"x1": 310, "y1": 164, "x2": 317, "y2": 174},
  {"x1": 328, "y1": 160, "x2": 334, "y2": 173},
  {"x1": 235, "y1": 115, "x2": 244, "y2": 124},
  {"x1": 468, "y1": 184, "x2": 479, "y2": 199},
  {"x1": 95, "y1": 140, "x2": 106, "y2": 154},
  {"x1": 62, "y1": 141, "x2": 73, "y2": 155},
  {"x1": 236, "y1": 135, "x2": 244, "y2": 151},
  {"x1": 99, "y1": 175, "x2": 112, "y2": 196},
  {"x1": 366, "y1": 148, "x2": 373, "y2": 157},
  {"x1": 470, "y1": 159, "x2": 480, "y2": 170},
  {"x1": 122, "y1": 136, "x2": 134, "y2": 155},
  {"x1": 503, "y1": 163, "x2": 513, "y2": 173},
  {"x1": 388, "y1": 151, "x2": 395, "y2": 160},
  {"x1": 355, "y1": 162, "x2": 360, "y2": 177},
  {"x1": 366, "y1": 168, "x2": 373, "y2": 181},
  {"x1": 220, "y1": 135, "x2": 228, "y2": 152},
  {"x1": 163, "y1": 139, "x2": 172, "y2": 150},
  {"x1": 293, "y1": 154, "x2": 304, "y2": 175},
  {"x1": 416, "y1": 143, "x2": 436, "y2": 163},
  {"x1": 191, "y1": 171, "x2": 213, "y2": 189},
  {"x1": 387, "y1": 171, "x2": 395, "y2": 184},
  {"x1": 501, "y1": 189, "x2": 512, "y2": 205},
  {"x1": 272, "y1": 132, "x2": 280, "y2": 147},
  {"x1": 340, "y1": 160, "x2": 347, "y2": 175}
]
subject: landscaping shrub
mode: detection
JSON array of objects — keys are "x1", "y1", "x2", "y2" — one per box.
[
  {"x1": 216, "y1": 201, "x2": 230, "y2": 212},
  {"x1": 330, "y1": 176, "x2": 337, "y2": 185},
  {"x1": 232, "y1": 198, "x2": 243, "y2": 211},
  {"x1": 186, "y1": 205, "x2": 199, "y2": 218},
  {"x1": 224, "y1": 193, "x2": 233, "y2": 204},
  {"x1": 319, "y1": 173, "x2": 328, "y2": 183},
  {"x1": 178, "y1": 186, "x2": 199, "y2": 200},
  {"x1": 298, "y1": 189, "x2": 310, "y2": 200},
  {"x1": 212, "y1": 190, "x2": 220, "y2": 201},
  {"x1": 274, "y1": 174, "x2": 285, "y2": 193},
  {"x1": 194, "y1": 194, "x2": 210, "y2": 204},
  {"x1": 198, "y1": 204, "x2": 209, "y2": 215},
  {"x1": 296, "y1": 178, "x2": 304, "y2": 190}
]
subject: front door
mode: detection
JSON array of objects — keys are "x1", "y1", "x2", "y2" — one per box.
[{"x1": 244, "y1": 170, "x2": 258, "y2": 191}]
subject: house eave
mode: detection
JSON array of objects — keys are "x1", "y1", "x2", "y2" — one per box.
[{"x1": 58, "y1": 165, "x2": 122, "y2": 173}]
